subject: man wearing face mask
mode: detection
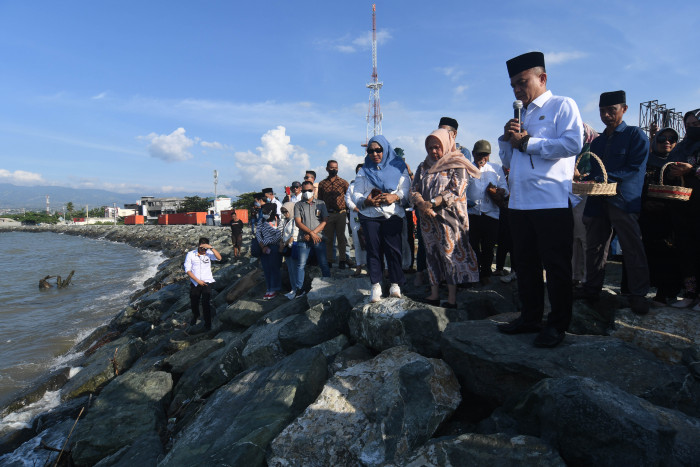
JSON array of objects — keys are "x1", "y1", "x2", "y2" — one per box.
[
  {"x1": 318, "y1": 160, "x2": 350, "y2": 269},
  {"x1": 263, "y1": 187, "x2": 283, "y2": 218},
  {"x1": 293, "y1": 180, "x2": 331, "y2": 297},
  {"x1": 184, "y1": 237, "x2": 221, "y2": 330},
  {"x1": 576, "y1": 90, "x2": 650, "y2": 315}
]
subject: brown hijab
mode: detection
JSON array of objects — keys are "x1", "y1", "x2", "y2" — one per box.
[{"x1": 423, "y1": 129, "x2": 481, "y2": 178}]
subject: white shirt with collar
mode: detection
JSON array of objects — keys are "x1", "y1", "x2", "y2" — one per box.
[
  {"x1": 498, "y1": 89, "x2": 583, "y2": 210},
  {"x1": 183, "y1": 249, "x2": 219, "y2": 285},
  {"x1": 467, "y1": 162, "x2": 509, "y2": 219},
  {"x1": 269, "y1": 197, "x2": 283, "y2": 217},
  {"x1": 287, "y1": 193, "x2": 302, "y2": 203}
]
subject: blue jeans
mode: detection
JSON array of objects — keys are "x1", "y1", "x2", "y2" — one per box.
[
  {"x1": 296, "y1": 239, "x2": 331, "y2": 290},
  {"x1": 285, "y1": 253, "x2": 299, "y2": 292},
  {"x1": 260, "y1": 247, "x2": 282, "y2": 292}
]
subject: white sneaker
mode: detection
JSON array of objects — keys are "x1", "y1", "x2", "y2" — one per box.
[
  {"x1": 671, "y1": 297, "x2": 696, "y2": 308},
  {"x1": 285, "y1": 290, "x2": 297, "y2": 300},
  {"x1": 500, "y1": 272, "x2": 517, "y2": 284},
  {"x1": 389, "y1": 283, "x2": 401, "y2": 298},
  {"x1": 370, "y1": 283, "x2": 382, "y2": 303}
]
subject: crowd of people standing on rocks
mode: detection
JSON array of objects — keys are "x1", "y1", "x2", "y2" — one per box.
[{"x1": 195, "y1": 50, "x2": 700, "y2": 349}]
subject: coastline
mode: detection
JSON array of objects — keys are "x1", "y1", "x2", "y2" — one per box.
[{"x1": 0, "y1": 224, "x2": 698, "y2": 466}]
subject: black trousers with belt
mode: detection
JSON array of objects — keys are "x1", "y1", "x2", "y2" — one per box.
[
  {"x1": 509, "y1": 206, "x2": 573, "y2": 333},
  {"x1": 190, "y1": 282, "x2": 212, "y2": 327}
]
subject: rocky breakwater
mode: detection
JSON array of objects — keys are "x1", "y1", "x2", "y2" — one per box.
[{"x1": 0, "y1": 225, "x2": 698, "y2": 466}]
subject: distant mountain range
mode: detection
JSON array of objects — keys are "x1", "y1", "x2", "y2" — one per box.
[{"x1": 0, "y1": 183, "x2": 212, "y2": 211}]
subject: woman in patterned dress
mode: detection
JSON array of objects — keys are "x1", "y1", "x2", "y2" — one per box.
[{"x1": 411, "y1": 128, "x2": 481, "y2": 308}]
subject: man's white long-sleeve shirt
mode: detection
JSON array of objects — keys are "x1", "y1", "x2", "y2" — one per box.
[
  {"x1": 498, "y1": 90, "x2": 583, "y2": 210},
  {"x1": 467, "y1": 162, "x2": 509, "y2": 219}
]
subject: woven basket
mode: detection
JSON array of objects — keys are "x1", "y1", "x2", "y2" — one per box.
[
  {"x1": 647, "y1": 162, "x2": 692, "y2": 201},
  {"x1": 572, "y1": 152, "x2": 617, "y2": 196}
]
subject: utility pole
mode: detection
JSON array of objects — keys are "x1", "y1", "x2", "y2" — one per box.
[{"x1": 213, "y1": 170, "x2": 219, "y2": 213}]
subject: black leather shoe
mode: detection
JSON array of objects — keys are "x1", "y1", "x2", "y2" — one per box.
[
  {"x1": 629, "y1": 295, "x2": 649, "y2": 315},
  {"x1": 440, "y1": 301, "x2": 458, "y2": 309},
  {"x1": 573, "y1": 287, "x2": 600, "y2": 301},
  {"x1": 339, "y1": 261, "x2": 348, "y2": 270},
  {"x1": 533, "y1": 326, "x2": 565, "y2": 348},
  {"x1": 421, "y1": 297, "x2": 441, "y2": 306},
  {"x1": 497, "y1": 317, "x2": 542, "y2": 335}
]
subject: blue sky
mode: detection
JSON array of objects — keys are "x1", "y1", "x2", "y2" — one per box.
[{"x1": 1, "y1": 0, "x2": 698, "y2": 201}]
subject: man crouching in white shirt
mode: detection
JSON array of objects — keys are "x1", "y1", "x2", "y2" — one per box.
[
  {"x1": 184, "y1": 237, "x2": 221, "y2": 330},
  {"x1": 496, "y1": 51, "x2": 583, "y2": 348}
]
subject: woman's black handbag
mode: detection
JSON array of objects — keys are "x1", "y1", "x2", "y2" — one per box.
[{"x1": 250, "y1": 238, "x2": 262, "y2": 258}]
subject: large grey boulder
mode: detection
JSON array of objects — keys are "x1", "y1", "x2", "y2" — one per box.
[
  {"x1": 70, "y1": 370, "x2": 172, "y2": 466},
  {"x1": 611, "y1": 307, "x2": 700, "y2": 364},
  {"x1": 168, "y1": 340, "x2": 245, "y2": 414},
  {"x1": 218, "y1": 285, "x2": 285, "y2": 327},
  {"x1": 278, "y1": 297, "x2": 352, "y2": 353},
  {"x1": 93, "y1": 431, "x2": 163, "y2": 467},
  {"x1": 503, "y1": 376, "x2": 700, "y2": 466},
  {"x1": 160, "y1": 347, "x2": 327, "y2": 467},
  {"x1": 392, "y1": 433, "x2": 565, "y2": 467},
  {"x1": 161, "y1": 338, "x2": 225, "y2": 376},
  {"x1": 349, "y1": 297, "x2": 470, "y2": 357},
  {"x1": 306, "y1": 276, "x2": 370, "y2": 307},
  {"x1": 241, "y1": 314, "x2": 299, "y2": 368},
  {"x1": 440, "y1": 320, "x2": 700, "y2": 418},
  {"x1": 61, "y1": 336, "x2": 146, "y2": 401},
  {"x1": 267, "y1": 346, "x2": 461, "y2": 467}
]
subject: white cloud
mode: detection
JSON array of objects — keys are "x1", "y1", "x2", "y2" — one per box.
[
  {"x1": 331, "y1": 29, "x2": 392, "y2": 53},
  {"x1": 455, "y1": 85, "x2": 469, "y2": 96},
  {"x1": 438, "y1": 67, "x2": 465, "y2": 81},
  {"x1": 231, "y1": 126, "x2": 311, "y2": 191},
  {"x1": 200, "y1": 141, "x2": 224, "y2": 150},
  {"x1": 0, "y1": 169, "x2": 45, "y2": 185},
  {"x1": 545, "y1": 51, "x2": 587, "y2": 65},
  {"x1": 141, "y1": 127, "x2": 196, "y2": 162},
  {"x1": 92, "y1": 92, "x2": 107, "y2": 100}
]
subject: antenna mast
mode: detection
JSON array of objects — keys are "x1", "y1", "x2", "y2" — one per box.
[{"x1": 365, "y1": 4, "x2": 383, "y2": 143}]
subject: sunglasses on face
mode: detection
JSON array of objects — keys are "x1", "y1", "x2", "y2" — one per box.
[
  {"x1": 302, "y1": 189, "x2": 313, "y2": 193},
  {"x1": 656, "y1": 135, "x2": 677, "y2": 144},
  {"x1": 367, "y1": 148, "x2": 383, "y2": 154}
]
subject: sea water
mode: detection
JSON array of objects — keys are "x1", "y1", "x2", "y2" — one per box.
[{"x1": 0, "y1": 231, "x2": 163, "y2": 435}]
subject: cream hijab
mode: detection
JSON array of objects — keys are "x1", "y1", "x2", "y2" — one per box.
[{"x1": 423, "y1": 128, "x2": 481, "y2": 179}]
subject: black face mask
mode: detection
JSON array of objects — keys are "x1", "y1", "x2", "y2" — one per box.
[
  {"x1": 686, "y1": 126, "x2": 700, "y2": 141},
  {"x1": 327, "y1": 169, "x2": 338, "y2": 177}
]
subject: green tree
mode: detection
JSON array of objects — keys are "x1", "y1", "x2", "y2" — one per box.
[
  {"x1": 232, "y1": 191, "x2": 258, "y2": 219},
  {"x1": 178, "y1": 196, "x2": 210, "y2": 213},
  {"x1": 66, "y1": 202, "x2": 74, "y2": 214}
]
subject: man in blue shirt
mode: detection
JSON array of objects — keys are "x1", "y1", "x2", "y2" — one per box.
[{"x1": 576, "y1": 90, "x2": 650, "y2": 315}]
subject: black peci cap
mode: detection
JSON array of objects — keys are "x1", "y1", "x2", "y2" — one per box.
[
  {"x1": 599, "y1": 90, "x2": 626, "y2": 107},
  {"x1": 439, "y1": 117, "x2": 458, "y2": 129},
  {"x1": 506, "y1": 51, "x2": 545, "y2": 78}
]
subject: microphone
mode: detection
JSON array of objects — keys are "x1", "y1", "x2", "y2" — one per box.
[{"x1": 513, "y1": 100, "x2": 523, "y2": 133}]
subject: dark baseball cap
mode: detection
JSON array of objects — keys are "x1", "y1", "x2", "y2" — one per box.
[{"x1": 291, "y1": 181, "x2": 302, "y2": 188}]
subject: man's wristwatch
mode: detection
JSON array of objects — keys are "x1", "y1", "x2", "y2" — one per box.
[
  {"x1": 519, "y1": 135, "x2": 531, "y2": 153},
  {"x1": 430, "y1": 198, "x2": 436, "y2": 206}
]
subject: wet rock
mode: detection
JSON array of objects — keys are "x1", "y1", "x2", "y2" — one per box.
[
  {"x1": 393, "y1": 433, "x2": 565, "y2": 467},
  {"x1": 503, "y1": 376, "x2": 700, "y2": 466},
  {"x1": 160, "y1": 347, "x2": 327, "y2": 467},
  {"x1": 70, "y1": 370, "x2": 172, "y2": 466},
  {"x1": 161, "y1": 338, "x2": 225, "y2": 376},
  {"x1": 268, "y1": 346, "x2": 460, "y2": 467},
  {"x1": 440, "y1": 320, "x2": 700, "y2": 417},
  {"x1": 348, "y1": 297, "x2": 470, "y2": 358},
  {"x1": 93, "y1": 431, "x2": 163, "y2": 466},
  {"x1": 124, "y1": 321, "x2": 153, "y2": 338},
  {"x1": 611, "y1": 307, "x2": 700, "y2": 364},
  {"x1": 60, "y1": 336, "x2": 146, "y2": 401},
  {"x1": 134, "y1": 283, "x2": 184, "y2": 311},
  {"x1": 278, "y1": 297, "x2": 352, "y2": 353},
  {"x1": 1, "y1": 367, "x2": 71, "y2": 415},
  {"x1": 33, "y1": 395, "x2": 90, "y2": 434}
]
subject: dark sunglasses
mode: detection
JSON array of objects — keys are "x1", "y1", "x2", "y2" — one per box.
[
  {"x1": 367, "y1": 148, "x2": 383, "y2": 154},
  {"x1": 304, "y1": 176, "x2": 312, "y2": 180},
  {"x1": 281, "y1": 209, "x2": 288, "y2": 214},
  {"x1": 302, "y1": 189, "x2": 313, "y2": 193},
  {"x1": 656, "y1": 135, "x2": 677, "y2": 144}
]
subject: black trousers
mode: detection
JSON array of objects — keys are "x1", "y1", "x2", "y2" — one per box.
[
  {"x1": 190, "y1": 282, "x2": 212, "y2": 326},
  {"x1": 509, "y1": 207, "x2": 573, "y2": 333},
  {"x1": 469, "y1": 213, "x2": 500, "y2": 277}
]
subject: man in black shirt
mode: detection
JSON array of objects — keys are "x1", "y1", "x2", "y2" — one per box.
[{"x1": 230, "y1": 211, "x2": 244, "y2": 258}]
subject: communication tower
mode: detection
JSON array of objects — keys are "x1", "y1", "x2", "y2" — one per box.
[
  {"x1": 365, "y1": 4, "x2": 383, "y2": 145},
  {"x1": 46, "y1": 195, "x2": 50, "y2": 214},
  {"x1": 639, "y1": 100, "x2": 685, "y2": 139}
]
